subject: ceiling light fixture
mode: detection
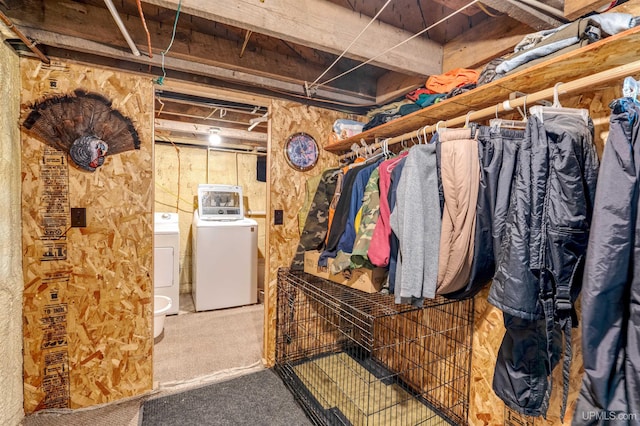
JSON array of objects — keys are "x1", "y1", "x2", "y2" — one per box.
[{"x1": 209, "y1": 128, "x2": 221, "y2": 145}]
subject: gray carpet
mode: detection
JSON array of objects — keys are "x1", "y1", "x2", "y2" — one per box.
[
  {"x1": 154, "y1": 301, "x2": 264, "y2": 384},
  {"x1": 141, "y1": 369, "x2": 312, "y2": 426}
]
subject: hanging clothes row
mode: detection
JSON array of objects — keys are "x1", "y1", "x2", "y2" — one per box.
[{"x1": 291, "y1": 101, "x2": 599, "y2": 421}]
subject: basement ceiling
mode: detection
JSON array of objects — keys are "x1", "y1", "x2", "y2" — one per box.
[
  {"x1": 154, "y1": 90, "x2": 269, "y2": 151},
  {"x1": 1, "y1": 0, "x2": 617, "y2": 148}
]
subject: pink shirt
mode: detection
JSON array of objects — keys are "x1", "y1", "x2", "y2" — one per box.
[{"x1": 368, "y1": 151, "x2": 409, "y2": 267}]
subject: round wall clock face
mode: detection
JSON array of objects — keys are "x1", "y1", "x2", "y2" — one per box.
[{"x1": 284, "y1": 132, "x2": 319, "y2": 172}]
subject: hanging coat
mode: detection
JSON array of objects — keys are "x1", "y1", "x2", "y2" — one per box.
[
  {"x1": 290, "y1": 168, "x2": 339, "y2": 270},
  {"x1": 574, "y1": 98, "x2": 640, "y2": 425},
  {"x1": 490, "y1": 112, "x2": 599, "y2": 420},
  {"x1": 390, "y1": 144, "x2": 440, "y2": 305},
  {"x1": 445, "y1": 126, "x2": 525, "y2": 300},
  {"x1": 436, "y1": 128, "x2": 480, "y2": 295}
]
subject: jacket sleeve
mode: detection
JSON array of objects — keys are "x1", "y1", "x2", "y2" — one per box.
[
  {"x1": 574, "y1": 107, "x2": 635, "y2": 422},
  {"x1": 528, "y1": 116, "x2": 550, "y2": 272}
]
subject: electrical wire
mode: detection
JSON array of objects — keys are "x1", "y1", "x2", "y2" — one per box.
[
  {"x1": 313, "y1": 0, "x2": 481, "y2": 90},
  {"x1": 308, "y1": 0, "x2": 393, "y2": 89},
  {"x1": 136, "y1": 0, "x2": 153, "y2": 58},
  {"x1": 155, "y1": 182, "x2": 193, "y2": 212},
  {"x1": 155, "y1": 0, "x2": 182, "y2": 85},
  {"x1": 155, "y1": 135, "x2": 189, "y2": 212}
]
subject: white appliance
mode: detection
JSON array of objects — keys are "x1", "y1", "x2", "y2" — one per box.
[
  {"x1": 192, "y1": 209, "x2": 258, "y2": 311},
  {"x1": 154, "y1": 212, "x2": 180, "y2": 315},
  {"x1": 197, "y1": 184, "x2": 244, "y2": 221}
]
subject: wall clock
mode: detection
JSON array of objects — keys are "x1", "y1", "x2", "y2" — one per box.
[{"x1": 284, "y1": 132, "x2": 319, "y2": 172}]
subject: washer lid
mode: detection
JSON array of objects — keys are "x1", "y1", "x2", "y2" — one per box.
[{"x1": 154, "y1": 212, "x2": 180, "y2": 234}]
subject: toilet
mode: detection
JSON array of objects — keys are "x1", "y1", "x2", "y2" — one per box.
[{"x1": 154, "y1": 295, "x2": 172, "y2": 339}]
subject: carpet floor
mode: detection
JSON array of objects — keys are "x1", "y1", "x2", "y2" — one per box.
[
  {"x1": 141, "y1": 368, "x2": 312, "y2": 426},
  {"x1": 154, "y1": 300, "x2": 265, "y2": 384}
]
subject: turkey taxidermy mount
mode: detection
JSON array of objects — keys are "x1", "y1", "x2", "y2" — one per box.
[{"x1": 22, "y1": 90, "x2": 141, "y2": 172}]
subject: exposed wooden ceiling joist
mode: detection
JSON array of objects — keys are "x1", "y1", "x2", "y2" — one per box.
[
  {"x1": 155, "y1": 105, "x2": 267, "y2": 132},
  {"x1": 479, "y1": 0, "x2": 566, "y2": 29},
  {"x1": 142, "y1": 0, "x2": 444, "y2": 77},
  {"x1": 564, "y1": 0, "x2": 613, "y2": 19},
  {"x1": 443, "y1": 15, "x2": 534, "y2": 71},
  {"x1": 21, "y1": 28, "x2": 376, "y2": 107},
  {"x1": 155, "y1": 118, "x2": 268, "y2": 143},
  {"x1": 375, "y1": 73, "x2": 425, "y2": 105},
  {"x1": 155, "y1": 130, "x2": 266, "y2": 151},
  {"x1": 5, "y1": 0, "x2": 618, "y2": 113},
  {"x1": 5, "y1": 0, "x2": 380, "y2": 99}
]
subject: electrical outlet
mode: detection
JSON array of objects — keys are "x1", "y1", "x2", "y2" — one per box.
[
  {"x1": 71, "y1": 207, "x2": 86, "y2": 227},
  {"x1": 274, "y1": 209, "x2": 283, "y2": 225}
]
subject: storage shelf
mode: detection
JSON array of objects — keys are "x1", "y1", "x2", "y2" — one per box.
[{"x1": 324, "y1": 25, "x2": 640, "y2": 153}]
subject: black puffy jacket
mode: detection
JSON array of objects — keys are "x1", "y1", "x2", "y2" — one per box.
[
  {"x1": 574, "y1": 98, "x2": 640, "y2": 426},
  {"x1": 489, "y1": 112, "x2": 599, "y2": 419}
]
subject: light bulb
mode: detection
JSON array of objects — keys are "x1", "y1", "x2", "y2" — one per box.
[{"x1": 209, "y1": 128, "x2": 221, "y2": 145}]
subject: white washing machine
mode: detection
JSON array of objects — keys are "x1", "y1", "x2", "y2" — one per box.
[
  {"x1": 192, "y1": 210, "x2": 258, "y2": 311},
  {"x1": 154, "y1": 212, "x2": 180, "y2": 315}
]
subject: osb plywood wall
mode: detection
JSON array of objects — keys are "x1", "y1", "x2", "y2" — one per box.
[
  {"x1": 20, "y1": 58, "x2": 154, "y2": 412},
  {"x1": 265, "y1": 99, "x2": 349, "y2": 365},
  {"x1": 154, "y1": 144, "x2": 266, "y2": 294},
  {"x1": 0, "y1": 38, "x2": 24, "y2": 426}
]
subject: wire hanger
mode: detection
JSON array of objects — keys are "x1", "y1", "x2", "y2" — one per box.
[
  {"x1": 464, "y1": 110, "x2": 475, "y2": 128},
  {"x1": 489, "y1": 94, "x2": 529, "y2": 130},
  {"x1": 530, "y1": 82, "x2": 589, "y2": 124},
  {"x1": 518, "y1": 94, "x2": 528, "y2": 120}
]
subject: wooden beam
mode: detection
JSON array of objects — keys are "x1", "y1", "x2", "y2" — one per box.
[
  {"x1": 21, "y1": 27, "x2": 376, "y2": 106},
  {"x1": 445, "y1": 0, "x2": 640, "y2": 71},
  {"x1": 155, "y1": 104, "x2": 266, "y2": 131},
  {"x1": 610, "y1": 0, "x2": 640, "y2": 15},
  {"x1": 430, "y1": 0, "x2": 482, "y2": 16},
  {"x1": 142, "y1": 0, "x2": 443, "y2": 76},
  {"x1": 154, "y1": 118, "x2": 268, "y2": 142},
  {"x1": 479, "y1": 0, "x2": 564, "y2": 30},
  {"x1": 157, "y1": 80, "x2": 272, "y2": 107},
  {"x1": 3, "y1": 0, "x2": 378, "y2": 97},
  {"x1": 155, "y1": 131, "x2": 264, "y2": 150},
  {"x1": 443, "y1": 15, "x2": 533, "y2": 71},
  {"x1": 375, "y1": 72, "x2": 424, "y2": 106},
  {"x1": 564, "y1": 0, "x2": 616, "y2": 20}
]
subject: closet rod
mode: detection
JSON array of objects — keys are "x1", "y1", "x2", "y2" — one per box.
[{"x1": 380, "y1": 59, "x2": 640, "y2": 148}]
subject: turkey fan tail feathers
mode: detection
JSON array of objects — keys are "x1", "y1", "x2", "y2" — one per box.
[
  {"x1": 98, "y1": 107, "x2": 141, "y2": 155},
  {"x1": 23, "y1": 92, "x2": 83, "y2": 152},
  {"x1": 22, "y1": 90, "x2": 141, "y2": 170}
]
